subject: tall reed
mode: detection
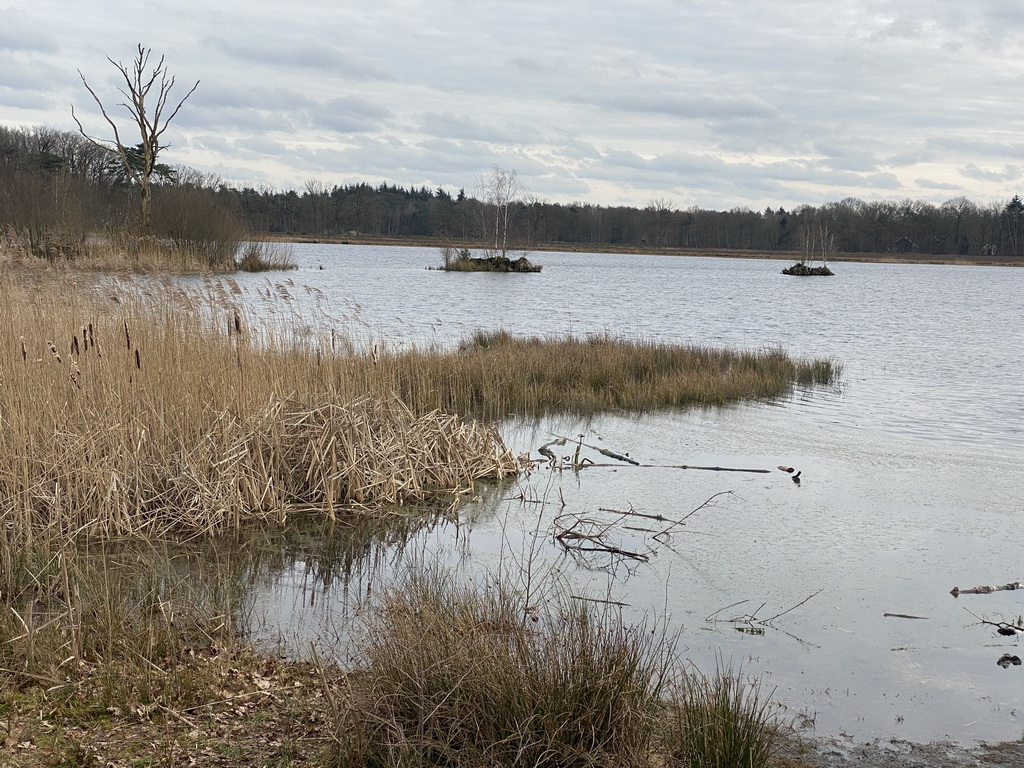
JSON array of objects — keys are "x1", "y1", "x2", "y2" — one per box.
[{"x1": 0, "y1": 271, "x2": 520, "y2": 539}]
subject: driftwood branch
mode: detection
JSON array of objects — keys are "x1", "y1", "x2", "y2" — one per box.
[
  {"x1": 570, "y1": 595, "x2": 630, "y2": 607},
  {"x1": 553, "y1": 513, "x2": 650, "y2": 561},
  {"x1": 551, "y1": 434, "x2": 640, "y2": 465},
  {"x1": 537, "y1": 434, "x2": 778, "y2": 475},
  {"x1": 705, "y1": 591, "x2": 822, "y2": 647},
  {"x1": 950, "y1": 581, "x2": 1024, "y2": 597}
]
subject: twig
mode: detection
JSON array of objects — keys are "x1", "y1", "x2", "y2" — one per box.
[
  {"x1": 598, "y1": 506, "x2": 671, "y2": 523},
  {"x1": 654, "y1": 491, "x2": 734, "y2": 538},
  {"x1": 570, "y1": 595, "x2": 630, "y2": 607},
  {"x1": 762, "y1": 588, "x2": 823, "y2": 623}
]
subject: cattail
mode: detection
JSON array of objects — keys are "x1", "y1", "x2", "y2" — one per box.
[
  {"x1": 20, "y1": 336, "x2": 26, "y2": 362},
  {"x1": 71, "y1": 334, "x2": 80, "y2": 357},
  {"x1": 124, "y1": 320, "x2": 131, "y2": 351},
  {"x1": 47, "y1": 340, "x2": 62, "y2": 363},
  {"x1": 88, "y1": 323, "x2": 94, "y2": 349},
  {"x1": 134, "y1": 348, "x2": 141, "y2": 370},
  {"x1": 233, "y1": 309, "x2": 242, "y2": 335}
]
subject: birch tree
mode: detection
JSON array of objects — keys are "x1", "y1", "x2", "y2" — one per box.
[{"x1": 477, "y1": 165, "x2": 524, "y2": 257}]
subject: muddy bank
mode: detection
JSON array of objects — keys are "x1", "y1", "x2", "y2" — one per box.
[{"x1": 779, "y1": 736, "x2": 1024, "y2": 767}]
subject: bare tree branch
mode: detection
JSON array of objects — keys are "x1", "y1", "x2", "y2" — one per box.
[{"x1": 72, "y1": 44, "x2": 199, "y2": 236}]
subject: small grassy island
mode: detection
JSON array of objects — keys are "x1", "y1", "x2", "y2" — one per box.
[{"x1": 437, "y1": 246, "x2": 543, "y2": 272}]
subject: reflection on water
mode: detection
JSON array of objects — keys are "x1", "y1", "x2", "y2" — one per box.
[{"x1": 202, "y1": 246, "x2": 1024, "y2": 746}]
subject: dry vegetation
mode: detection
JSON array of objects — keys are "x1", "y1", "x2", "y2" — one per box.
[
  {"x1": 0, "y1": 270, "x2": 520, "y2": 539},
  {"x1": 0, "y1": 264, "x2": 841, "y2": 766},
  {"x1": 374, "y1": 329, "x2": 839, "y2": 420},
  {"x1": 315, "y1": 565, "x2": 787, "y2": 767}
]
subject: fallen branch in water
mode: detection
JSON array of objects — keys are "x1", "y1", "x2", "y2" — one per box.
[
  {"x1": 950, "y1": 581, "x2": 1024, "y2": 597},
  {"x1": 538, "y1": 434, "x2": 774, "y2": 474},
  {"x1": 964, "y1": 608, "x2": 1024, "y2": 636},
  {"x1": 550, "y1": 434, "x2": 640, "y2": 465},
  {"x1": 553, "y1": 512, "x2": 650, "y2": 561},
  {"x1": 705, "y1": 590, "x2": 823, "y2": 647},
  {"x1": 654, "y1": 491, "x2": 735, "y2": 539}
]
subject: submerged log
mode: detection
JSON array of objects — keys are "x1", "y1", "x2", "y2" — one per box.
[
  {"x1": 950, "y1": 581, "x2": 1024, "y2": 597},
  {"x1": 782, "y1": 263, "x2": 835, "y2": 276}
]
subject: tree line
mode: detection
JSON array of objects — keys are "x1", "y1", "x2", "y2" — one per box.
[
  {"x1": 212, "y1": 179, "x2": 1024, "y2": 259},
  {"x1": 4, "y1": 122, "x2": 1024, "y2": 259}
]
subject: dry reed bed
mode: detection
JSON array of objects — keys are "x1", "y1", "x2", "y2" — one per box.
[
  {"x1": 366, "y1": 329, "x2": 840, "y2": 419},
  {"x1": 0, "y1": 272, "x2": 519, "y2": 539}
]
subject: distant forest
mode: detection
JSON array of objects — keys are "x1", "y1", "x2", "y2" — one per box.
[{"x1": 4, "y1": 124, "x2": 1023, "y2": 258}]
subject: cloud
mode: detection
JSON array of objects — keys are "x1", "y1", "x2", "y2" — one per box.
[
  {"x1": 915, "y1": 178, "x2": 964, "y2": 191},
  {"x1": 960, "y1": 163, "x2": 1023, "y2": 183},
  {"x1": 309, "y1": 96, "x2": 394, "y2": 134},
  {"x1": 216, "y1": 38, "x2": 393, "y2": 81},
  {"x1": 0, "y1": 8, "x2": 58, "y2": 52},
  {"x1": 588, "y1": 92, "x2": 781, "y2": 121}
]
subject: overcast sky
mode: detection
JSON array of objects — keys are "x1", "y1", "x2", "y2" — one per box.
[{"x1": 3, "y1": 1, "x2": 1024, "y2": 210}]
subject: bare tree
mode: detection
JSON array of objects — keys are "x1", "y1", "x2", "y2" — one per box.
[
  {"x1": 476, "y1": 165, "x2": 524, "y2": 257},
  {"x1": 72, "y1": 44, "x2": 199, "y2": 236},
  {"x1": 797, "y1": 216, "x2": 836, "y2": 267}
]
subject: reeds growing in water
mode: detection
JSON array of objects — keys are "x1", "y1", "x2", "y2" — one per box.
[
  {"x1": 0, "y1": 270, "x2": 839, "y2": 538},
  {"x1": 0, "y1": 271, "x2": 520, "y2": 539}
]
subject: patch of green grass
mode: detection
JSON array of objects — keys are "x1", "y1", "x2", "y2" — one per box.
[{"x1": 662, "y1": 662, "x2": 783, "y2": 768}]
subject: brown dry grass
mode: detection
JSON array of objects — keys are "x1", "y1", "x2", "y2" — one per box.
[
  {"x1": 366, "y1": 329, "x2": 840, "y2": 420},
  {"x1": 326, "y1": 565, "x2": 785, "y2": 767},
  {"x1": 0, "y1": 269, "x2": 520, "y2": 539}
]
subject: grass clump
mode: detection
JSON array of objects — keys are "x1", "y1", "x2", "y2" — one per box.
[
  {"x1": 661, "y1": 663, "x2": 782, "y2": 768},
  {"x1": 327, "y1": 565, "x2": 784, "y2": 768},
  {"x1": 237, "y1": 239, "x2": 298, "y2": 271},
  {"x1": 332, "y1": 566, "x2": 673, "y2": 767}
]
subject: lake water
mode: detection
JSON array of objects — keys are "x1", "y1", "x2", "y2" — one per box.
[{"x1": 233, "y1": 244, "x2": 1024, "y2": 746}]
